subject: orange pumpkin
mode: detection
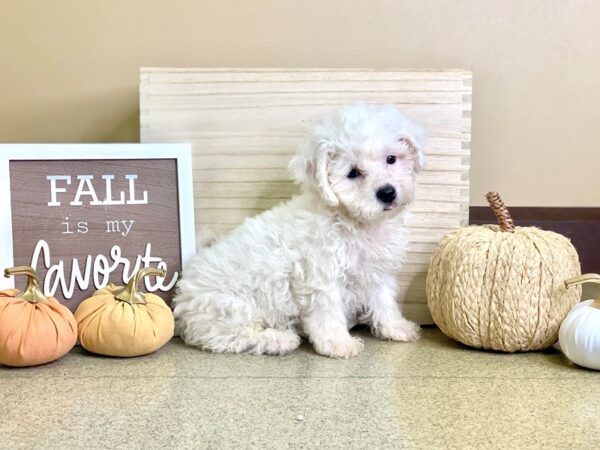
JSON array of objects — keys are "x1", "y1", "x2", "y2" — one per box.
[
  {"x1": 75, "y1": 268, "x2": 174, "y2": 357},
  {"x1": 0, "y1": 266, "x2": 77, "y2": 367}
]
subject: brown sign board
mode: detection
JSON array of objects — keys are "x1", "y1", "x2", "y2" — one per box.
[{"x1": 0, "y1": 144, "x2": 195, "y2": 311}]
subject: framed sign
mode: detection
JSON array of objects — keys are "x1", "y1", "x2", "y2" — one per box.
[{"x1": 0, "y1": 144, "x2": 195, "y2": 311}]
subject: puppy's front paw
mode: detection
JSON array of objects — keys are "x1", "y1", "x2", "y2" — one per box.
[
  {"x1": 373, "y1": 319, "x2": 421, "y2": 342},
  {"x1": 313, "y1": 335, "x2": 364, "y2": 359}
]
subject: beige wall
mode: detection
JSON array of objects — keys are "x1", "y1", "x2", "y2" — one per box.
[{"x1": 1, "y1": 0, "x2": 599, "y2": 206}]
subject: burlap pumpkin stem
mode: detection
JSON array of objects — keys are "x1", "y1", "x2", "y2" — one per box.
[
  {"x1": 426, "y1": 192, "x2": 582, "y2": 352},
  {"x1": 485, "y1": 192, "x2": 515, "y2": 232}
]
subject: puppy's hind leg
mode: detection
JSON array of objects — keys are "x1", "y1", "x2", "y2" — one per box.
[
  {"x1": 174, "y1": 290, "x2": 301, "y2": 355},
  {"x1": 180, "y1": 317, "x2": 301, "y2": 356},
  {"x1": 212, "y1": 324, "x2": 300, "y2": 355},
  {"x1": 251, "y1": 327, "x2": 302, "y2": 355}
]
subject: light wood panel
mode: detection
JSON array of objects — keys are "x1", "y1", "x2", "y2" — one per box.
[{"x1": 140, "y1": 68, "x2": 471, "y2": 324}]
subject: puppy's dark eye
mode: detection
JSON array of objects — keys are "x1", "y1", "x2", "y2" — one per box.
[
  {"x1": 386, "y1": 155, "x2": 397, "y2": 165},
  {"x1": 347, "y1": 167, "x2": 361, "y2": 179}
]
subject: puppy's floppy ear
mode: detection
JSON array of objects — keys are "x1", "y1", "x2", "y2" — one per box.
[
  {"x1": 399, "y1": 120, "x2": 426, "y2": 174},
  {"x1": 289, "y1": 134, "x2": 339, "y2": 207},
  {"x1": 314, "y1": 145, "x2": 339, "y2": 206}
]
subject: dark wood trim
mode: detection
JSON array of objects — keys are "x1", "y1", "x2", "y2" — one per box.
[
  {"x1": 470, "y1": 207, "x2": 600, "y2": 221},
  {"x1": 469, "y1": 207, "x2": 600, "y2": 273}
]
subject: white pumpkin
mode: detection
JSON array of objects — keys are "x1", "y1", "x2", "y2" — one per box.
[{"x1": 559, "y1": 274, "x2": 600, "y2": 370}]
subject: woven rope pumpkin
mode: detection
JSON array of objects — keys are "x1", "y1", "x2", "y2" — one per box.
[{"x1": 426, "y1": 192, "x2": 582, "y2": 352}]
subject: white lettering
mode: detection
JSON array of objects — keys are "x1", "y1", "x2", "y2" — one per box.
[
  {"x1": 102, "y1": 175, "x2": 126, "y2": 205},
  {"x1": 61, "y1": 216, "x2": 73, "y2": 234},
  {"x1": 106, "y1": 220, "x2": 120, "y2": 234},
  {"x1": 47, "y1": 174, "x2": 149, "y2": 207},
  {"x1": 29, "y1": 240, "x2": 178, "y2": 298},
  {"x1": 47, "y1": 175, "x2": 71, "y2": 206},
  {"x1": 70, "y1": 175, "x2": 103, "y2": 206},
  {"x1": 125, "y1": 174, "x2": 148, "y2": 204},
  {"x1": 77, "y1": 221, "x2": 88, "y2": 234},
  {"x1": 105, "y1": 219, "x2": 135, "y2": 237},
  {"x1": 120, "y1": 220, "x2": 135, "y2": 237}
]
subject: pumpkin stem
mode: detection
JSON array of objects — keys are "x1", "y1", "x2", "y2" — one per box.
[
  {"x1": 485, "y1": 192, "x2": 515, "y2": 233},
  {"x1": 565, "y1": 273, "x2": 600, "y2": 308},
  {"x1": 4, "y1": 266, "x2": 48, "y2": 303},
  {"x1": 114, "y1": 267, "x2": 166, "y2": 305}
]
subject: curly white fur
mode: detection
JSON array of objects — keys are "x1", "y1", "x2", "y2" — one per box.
[{"x1": 173, "y1": 104, "x2": 425, "y2": 358}]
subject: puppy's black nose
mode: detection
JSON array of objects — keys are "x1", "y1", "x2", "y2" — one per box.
[{"x1": 376, "y1": 184, "x2": 396, "y2": 204}]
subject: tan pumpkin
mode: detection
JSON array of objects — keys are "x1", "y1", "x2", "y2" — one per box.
[
  {"x1": 75, "y1": 268, "x2": 174, "y2": 357},
  {"x1": 0, "y1": 266, "x2": 77, "y2": 367},
  {"x1": 426, "y1": 192, "x2": 581, "y2": 352}
]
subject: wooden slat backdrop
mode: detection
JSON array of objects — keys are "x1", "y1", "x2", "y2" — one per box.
[{"x1": 140, "y1": 68, "x2": 472, "y2": 324}]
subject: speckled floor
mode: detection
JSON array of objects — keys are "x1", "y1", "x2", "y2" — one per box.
[{"x1": 0, "y1": 327, "x2": 598, "y2": 450}]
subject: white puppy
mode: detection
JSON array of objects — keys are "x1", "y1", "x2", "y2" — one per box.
[{"x1": 173, "y1": 104, "x2": 424, "y2": 358}]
